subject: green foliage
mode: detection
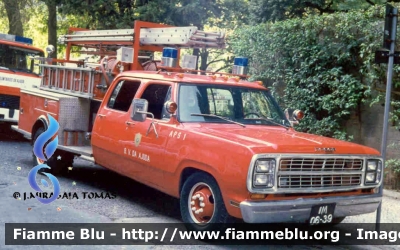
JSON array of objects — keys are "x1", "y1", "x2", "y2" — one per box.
[
  {"x1": 229, "y1": 5, "x2": 397, "y2": 140},
  {"x1": 208, "y1": 0, "x2": 250, "y2": 30},
  {"x1": 248, "y1": 0, "x2": 387, "y2": 24},
  {"x1": 56, "y1": 0, "x2": 242, "y2": 30},
  {"x1": 386, "y1": 158, "x2": 400, "y2": 174}
]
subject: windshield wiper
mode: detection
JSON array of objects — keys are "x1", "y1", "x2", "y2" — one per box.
[
  {"x1": 191, "y1": 113, "x2": 246, "y2": 127},
  {"x1": 259, "y1": 117, "x2": 291, "y2": 130},
  {"x1": 0, "y1": 66, "x2": 15, "y2": 73}
]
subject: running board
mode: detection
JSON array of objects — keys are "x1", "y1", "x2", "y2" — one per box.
[
  {"x1": 57, "y1": 145, "x2": 93, "y2": 157},
  {"x1": 79, "y1": 155, "x2": 95, "y2": 163},
  {"x1": 11, "y1": 125, "x2": 31, "y2": 140}
]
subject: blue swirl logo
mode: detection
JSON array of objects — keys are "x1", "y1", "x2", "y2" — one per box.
[{"x1": 28, "y1": 114, "x2": 61, "y2": 204}]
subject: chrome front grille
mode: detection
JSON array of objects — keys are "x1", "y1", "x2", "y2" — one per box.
[
  {"x1": 280, "y1": 158, "x2": 363, "y2": 171},
  {"x1": 278, "y1": 157, "x2": 364, "y2": 190},
  {"x1": 278, "y1": 174, "x2": 362, "y2": 188}
]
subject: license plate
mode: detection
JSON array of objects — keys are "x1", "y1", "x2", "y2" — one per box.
[{"x1": 309, "y1": 203, "x2": 336, "y2": 225}]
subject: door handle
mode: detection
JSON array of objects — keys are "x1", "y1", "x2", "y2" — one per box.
[
  {"x1": 126, "y1": 121, "x2": 135, "y2": 126},
  {"x1": 98, "y1": 114, "x2": 106, "y2": 118}
]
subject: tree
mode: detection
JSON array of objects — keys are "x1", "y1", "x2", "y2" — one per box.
[
  {"x1": 57, "y1": 0, "x2": 135, "y2": 29},
  {"x1": 42, "y1": 0, "x2": 58, "y2": 58},
  {"x1": 248, "y1": 0, "x2": 386, "y2": 24},
  {"x1": 2, "y1": 0, "x2": 24, "y2": 36}
]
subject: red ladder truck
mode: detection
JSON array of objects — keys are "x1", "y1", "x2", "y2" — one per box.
[{"x1": 12, "y1": 21, "x2": 383, "y2": 231}]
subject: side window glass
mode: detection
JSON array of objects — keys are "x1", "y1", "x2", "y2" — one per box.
[
  {"x1": 161, "y1": 86, "x2": 172, "y2": 120},
  {"x1": 107, "y1": 81, "x2": 123, "y2": 109},
  {"x1": 107, "y1": 80, "x2": 140, "y2": 112},
  {"x1": 0, "y1": 44, "x2": 12, "y2": 69},
  {"x1": 140, "y1": 84, "x2": 172, "y2": 120}
]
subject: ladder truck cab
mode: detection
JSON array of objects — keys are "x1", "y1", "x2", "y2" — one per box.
[
  {"x1": 12, "y1": 21, "x2": 383, "y2": 231},
  {"x1": 0, "y1": 34, "x2": 44, "y2": 123}
]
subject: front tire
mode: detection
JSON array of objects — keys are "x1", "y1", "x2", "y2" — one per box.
[
  {"x1": 180, "y1": 172, "x2": 234, "y2": 231},
  {"x1": 32, "y1": 127, "x2": 74, "y2": 175}
]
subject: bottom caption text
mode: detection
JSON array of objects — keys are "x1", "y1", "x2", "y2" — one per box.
[{"x1": 5, "y1": 223, "x2": 400, "y2": 245}]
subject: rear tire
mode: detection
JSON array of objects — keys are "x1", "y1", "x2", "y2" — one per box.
[
  {"x1": 32, "y1": 127, "x2": 74, "y2": 175},
  {"x1": 180, "y1": 172, "x2": 234, "y2": 232}
]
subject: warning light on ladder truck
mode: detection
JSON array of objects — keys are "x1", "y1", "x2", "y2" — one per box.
[
  {"x1": 232, "y1": 57, "x2": 249, "y2": 75},
  {"x1": 161, "y1": 47, "x2": 178, "y2": 68},
  {"x1": 0, "y1": 33, "x2": 33, "y2": 45}
]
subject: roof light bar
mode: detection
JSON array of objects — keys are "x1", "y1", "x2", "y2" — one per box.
[{"x1": 0, "y1": 33, "x2": 33, "y2": 45}]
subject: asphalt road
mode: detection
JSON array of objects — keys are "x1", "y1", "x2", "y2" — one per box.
[{"x1": 0, "y1": 123, "x2": 399, "y2": 250}]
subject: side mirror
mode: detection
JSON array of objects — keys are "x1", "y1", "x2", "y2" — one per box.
[
  {"x1": 131, "y1": 99, "x2": 149, "y2": 122},
  {"x1": 292, "y1": 109, "x2": 304, "y2": 121},
  {"x1": 130, "y1": 98, "x2": 159, "y2": 138},
  {"x1": 164, "y1": 101, "x2": 178, "y2": 114},
  {"x1": 284, "y1": 108, "x2": 305, "y2": 125}
]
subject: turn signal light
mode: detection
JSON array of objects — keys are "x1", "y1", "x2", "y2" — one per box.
[{"x1": 250, "y1": 194, "x2": 266, "y2": 199}]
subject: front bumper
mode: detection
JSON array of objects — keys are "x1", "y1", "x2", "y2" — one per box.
[{"x1": 240, "y1": 193, "x2": 382, "y2": 223}]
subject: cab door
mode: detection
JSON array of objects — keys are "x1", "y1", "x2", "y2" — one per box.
[
  {"x1": 124, "y1": 81, "x2": 176, "y2": 188},
  {"x1": 91, "y1": 78, "x2": 142, "y2": 176}
]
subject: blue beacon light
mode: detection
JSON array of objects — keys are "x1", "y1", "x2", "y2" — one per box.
[
  {"x1": 161, "y1": 47, "x2": 178, "y2": 68},
  {"x1": 15, "y1": 35, "x2": 33, "y2": 45},
  {"x1": 232, "y1": 57, "x2": 248, "y2": 75},
  {"x1": 0, "y1": 33, "x2": 33, "y2": 45}
]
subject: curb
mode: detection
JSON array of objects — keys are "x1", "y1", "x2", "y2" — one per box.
[{"x1": 383, "y1": 189, "x2": 400, "y2": 200}]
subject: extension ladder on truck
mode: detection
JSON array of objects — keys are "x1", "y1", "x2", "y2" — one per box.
[{"x1": 38, "y1": 22, "x2": 226, "y2": 99}]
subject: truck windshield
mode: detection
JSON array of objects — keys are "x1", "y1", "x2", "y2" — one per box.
[
  {"x1": 178, "y1": 84, "x2": 291, "y2": 127},
  {"x1": 0, "y1": 43, "x2": 44, "y2": 75}
]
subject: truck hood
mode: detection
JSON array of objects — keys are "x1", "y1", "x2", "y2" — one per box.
[{"x1": 190, "y1": 124, "x2": 380, "y2": 155}]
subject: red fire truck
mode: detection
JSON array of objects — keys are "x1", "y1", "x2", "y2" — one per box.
[
  {"x1": 12, "y1": 21, "x2": 383, "y2": 231},
  {"x1": 0, "y1": 33, "x2": 44, "y2": 124}
]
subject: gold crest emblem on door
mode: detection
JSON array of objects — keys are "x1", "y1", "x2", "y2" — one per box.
[{"x1": 135, "y1": 133, "x2": 142, "y2": 147}]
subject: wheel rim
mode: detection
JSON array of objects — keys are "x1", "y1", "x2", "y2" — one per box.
[{"x1": 188, "y1": 182, "x2": 215, "y2": 224}]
